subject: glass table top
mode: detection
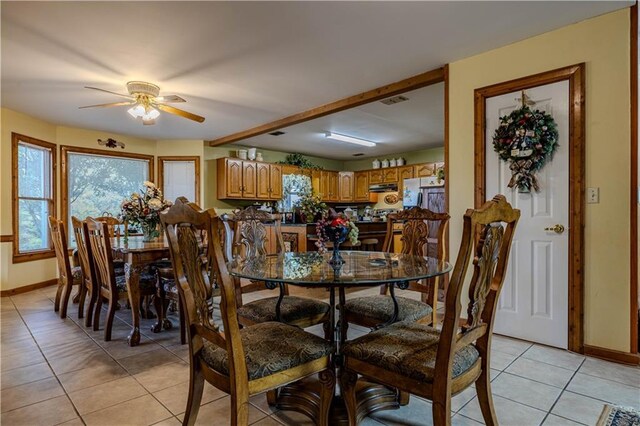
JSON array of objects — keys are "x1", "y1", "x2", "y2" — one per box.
[{"x1": 227, "y1": 251, "x2": 452, "y2": 287}]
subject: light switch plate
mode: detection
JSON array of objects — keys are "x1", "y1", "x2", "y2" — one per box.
[{"x1": 587, "y1": 187, "x2": 599, "y2": 203}]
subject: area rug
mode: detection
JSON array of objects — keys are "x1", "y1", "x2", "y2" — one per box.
[{"x1": 597, "y1": 404, "x2": 640, "y2": 426}]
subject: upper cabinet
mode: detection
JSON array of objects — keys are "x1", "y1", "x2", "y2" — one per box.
[
  {"x1": 338, "y1": 172, "x2": 354, "y2": 202},
  {"x1": 321, "y1": 171, "x2": 339, "y2": 202},
  {"x1": 217, "y1": 158, "x2": 281, "y2": 200},
  {"x1": 415, "y1": 163, "x2": 435, "y2": 177},
  {"x1": 397, "y1": 165, "x2": 415, "y2": 196},
  {"x1": 354, "y1": 171, "x2": 369, "y2": 201}
]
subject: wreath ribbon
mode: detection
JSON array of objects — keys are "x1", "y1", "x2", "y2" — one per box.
[{"x1": 508, "y1": 159, "x2": 540, "y2": 192}]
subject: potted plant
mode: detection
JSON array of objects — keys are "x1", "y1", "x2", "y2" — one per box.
[{"x1": 120, "y1": 181, "x2": 172, "y2": 241}]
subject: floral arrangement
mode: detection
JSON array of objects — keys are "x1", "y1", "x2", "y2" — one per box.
[
  {"x1": 492, "y1": 105, "x2": 558, "y2": 193},
  {"x1": 278, "y1": 153, "x2": 323, "y2": 170},
  {"x1": 120, "y1": 181, "x2": 172, "y2": 240},
  {"x1": 315, "y1": 209, "x2": 359, "y2": 255},
  {"x1": 296, "y1": 193, "x2": 328, "y2": 223}
]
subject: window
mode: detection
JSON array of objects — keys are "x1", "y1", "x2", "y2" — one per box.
[
  {"x1": 61, "y1": 146, "x2": 154, "y2": 244},
  {"x1": 12, "y1": 133, "x2": 56, "y2": 262},
  {"x1": 158, "y1": 156, "x2": 200, "y2": 205}
]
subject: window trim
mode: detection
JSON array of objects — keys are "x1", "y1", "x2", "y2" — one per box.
[
  {"x1": 157, "y1": 156, "x2": 201, "y2": 205},
  {"x1": 61, "y1": 145, "x2": 155, "y2": 242},
  {"x1": 12, "y1": 133, "x2": 57, "y2": 263}
]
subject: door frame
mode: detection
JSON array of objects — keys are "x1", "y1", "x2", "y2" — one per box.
[{"x1": 473, "y1": 64, "x2": 585, "y2": 354}]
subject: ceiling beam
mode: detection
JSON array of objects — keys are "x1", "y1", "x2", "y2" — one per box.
[{"x1": 207, "y1": 66, "x2": 445, "y2": 146}]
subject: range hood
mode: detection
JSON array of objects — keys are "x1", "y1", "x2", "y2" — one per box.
[{"x1": 368, "y1": 183, "x2": 398, "y2": 193}]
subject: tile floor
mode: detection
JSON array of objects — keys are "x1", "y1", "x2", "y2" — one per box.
[{"x1": 1, "y1": 286, "x2": 639, "y2": 426}]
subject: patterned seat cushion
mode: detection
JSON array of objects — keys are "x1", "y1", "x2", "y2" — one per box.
[
  {"x1": 115, "y1": 274, "x2": 156, "y2": 294},
  {"x1": 237, "y1": 296, "x2": 330, "y2": 324},
  {"x1": 201, "y1": 321, "x2": 333, "y2": 381},
  {"x1": 343, "y1": 322, "x2": 479, "y2": 382},
  {"x1": 71, "y1": 266, "x2": 83, "y2": 285},
  {"x1": 343, "y1": 295, "x2": 433, "y2": 323}
]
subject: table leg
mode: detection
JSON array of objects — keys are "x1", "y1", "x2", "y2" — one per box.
[
  {"x1": 125, "y1": 262, "x2": 142, "y2": 347},
  {"x1": 375, "y1": 283, "x2": 400, "y2": 330}
]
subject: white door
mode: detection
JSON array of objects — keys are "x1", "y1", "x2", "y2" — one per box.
[{"x1": 486, "y1": 81, "x2": 569, "y2": 349}]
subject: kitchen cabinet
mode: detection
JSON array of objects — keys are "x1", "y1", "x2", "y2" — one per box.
[
  {"x1": 217, "y1": 158, "x2": 280, "y2": 200},
  {"x1": 321, "y1": 171, "x2": 339, "y2": 202},
  {"x1": 369, "y1": 169, "x2": 384, "y2": 185},
  {"x1": 311, "y1": 169, "x2": 322, "y2": 197},
  {"x1": 415, "y1": 163, "x2": 436, "y2": 178},
  {"x1": 354, "y1": 171, "x2": 369, "y2": 201},
  {"x1": 397, "y1": 165, "x2": 415, "y2": 196},
  {"x1": 383, "y1": 167, "x2": 398, "y2": 183},
  {"x1": 339, "y1": 172, "x2": 354, "y2": 202}
]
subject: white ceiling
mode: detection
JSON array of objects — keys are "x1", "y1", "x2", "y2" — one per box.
[
  {"x1": 1, "y1": 1, "x2": 631, "y2": 153},
  {"x1": 236, "y1": 83, "x2": 444, "y2": 160}
]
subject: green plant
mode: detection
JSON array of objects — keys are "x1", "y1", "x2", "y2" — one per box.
[
  {"x1": 278, "y1": 153, "x2": 323, "y2": 170},
  {"x1": 436, "y1": 167, "x2": 445, "y2": 182},
  {"x1": 296, "y1": 193, "x2": 328, "y2": 223}
]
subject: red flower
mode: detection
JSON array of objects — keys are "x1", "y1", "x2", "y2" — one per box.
[{"x1": 330, "y1": 217, "x2": 346, "y2": 227}]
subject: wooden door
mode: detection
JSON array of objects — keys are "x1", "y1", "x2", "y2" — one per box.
[
  {"x1": 415, "y1": 163, "x2": 435, "y2": 177},
  {"x1": 369, "y1": 169, "x2": 383, "y2": 185},
  {"x1": 242, "y1": 161, "x2": 257, "y2": 199},
  {"x1": 339, "y1": 172, "x2": 354, "y2": 202},
  {"x1": 328, "y1": 172, "x2": 339, "y2": 202},
  {"x1": 225, "y1": 158, "x2": 243, "y2": 198},
  {"x1": 256, "y1": 162, "x2": 271, "y2": 199},
  {"x1": 269, "y1": 164, "x2": 282, "y2": 199},
  {"x1": 486, "y1": 82, "x2": 570, "y2": 349},
  {"x1": 382, "y1": 167, "x2": 398, "y2": 183},
  {"x1": 354, "y1": 171, "x2": 369, "y2": 201},
  {"x1": 397, "y1": 165, "x2": 414, "y2": 195}
]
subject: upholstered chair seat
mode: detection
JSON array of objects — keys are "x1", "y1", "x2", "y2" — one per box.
[
  {"x1": 115, "y1": 274, "x2": 156, "y2": 293},
  {"x1": 343, "y1": 321, "x2": 479, "y2": 382},
  {"x1": 71, "y1": 266, "x2": 83, "y2": 284},
  {"x1": 342, "y1": 295, "x2": 433, "y2": 324},
  {"x1": 237, "y1": 296, "x2": 331, "y2": 324},
  {"x1": 201, "y1": 321, "x2": 334, "y2": 380}
]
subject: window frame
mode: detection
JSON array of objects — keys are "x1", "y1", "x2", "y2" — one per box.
[
  {"x1": 12, "y1": 133, "x2": 57, "y2": 263},
  {"x1": 157, "y1": 156, "x2": 201, "y2": 205},
  {"x1": 61, "y1": 145, "x2": 155, "y2": 241}
]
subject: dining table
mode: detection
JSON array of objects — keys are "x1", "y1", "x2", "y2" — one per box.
[
  {"x1": 228, "y1": 250, "x2": 452, "y2": 423},
  {"x1": 110, "y1": 235, "x2": 169, "y2": 347}
]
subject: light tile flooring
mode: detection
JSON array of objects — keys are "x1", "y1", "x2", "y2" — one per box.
[{"x1": 1, "y1": 286, "x2": 639, "y2": 426}]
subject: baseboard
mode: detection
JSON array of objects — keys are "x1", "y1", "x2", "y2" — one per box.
[
  {"x1": 0, "y1": 279, "x2": 58, "y2": 297},
  {"x1": 583, "y1": 344, "x2": 640, "y2": 366}
]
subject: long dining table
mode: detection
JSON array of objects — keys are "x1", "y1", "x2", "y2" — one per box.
[
  {"x1": 228, "y1": 250, "x2": 452, "y2": 423},
  {"x1": 110, "y1": 236, "x2": 169, "y2": 346}
]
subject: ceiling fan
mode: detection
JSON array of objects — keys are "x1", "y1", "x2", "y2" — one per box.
[{"x1": 79, "y1": 81, "x2": 205, "y2": 125}]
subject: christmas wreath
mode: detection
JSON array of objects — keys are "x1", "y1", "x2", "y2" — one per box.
[{"x1": 492, "y1": 105, "x2": 559, "y2": 193}]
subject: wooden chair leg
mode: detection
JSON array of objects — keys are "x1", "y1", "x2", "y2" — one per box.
[
  {"x1": 266, "y1": 390, "x2": 278, "y2": 406},
  {"x1": 323, "y1": 320, "x2": 333, "y2": 341},
  {"x1": 183, "y1": 362, "x2": 205, "y2": 426},
  {"x1": 318, "y1": 368, "x2": 336, "y2": 426},
  {"x1": 93, "y1": 296, "x2": 103, "y2": 331},
  {"x1": 60, "y1": 281, "x2": 73, "y2": 319},
  {"x1": 432, "y1": 395, "x2": 452, "y2": 426},
  {"x1": 398, "y1": 390, "x2": 410, "y2": 406},
  {"x1": 179, "y1": 298, "x2": 187, "y2": 345},
  {"x1": 54, "y1": 281, "x2": 63, "y2": 313},
  {"x1": 77, "y1": 285, "x2": 86, "y2": 320},
  {"x1": 152, "y1": 285, "x2": 165, "y2": 333},
  {"x1": 230, "y1": 394, "x2": 250, "y2": 426},
  {"x1": 104, "y1": 297, "x2": 117, "y2": 341},
  {"x1": 340, "y1": 370, "x2": 358, "y2": 426},
  {"x1": 475, "y1": 367, "x2": 497, "y2": 426},
  {"x1": 85, "y1": 287, "x2": 96, "y2": 328}
]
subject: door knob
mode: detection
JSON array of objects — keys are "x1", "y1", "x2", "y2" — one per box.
[{"x1": 544, "y1": 224, "x2": 565, "y2": 234}]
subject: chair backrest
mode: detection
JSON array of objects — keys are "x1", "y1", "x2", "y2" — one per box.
[
  {"x1": 381, "y1": 206, "x2": 450, "y2": 297},
  {"x1": 223, "y1": 206, "x2": 284, "y2": 260},
  {"x1": 161, "y1": 199, "x2": 248, "y2": 396},
  {"x1": 435, "y1": 195, "x2": 519, "y2": 383},
  {"x1": 85, "y1": 217, "x2": 118, "y2": 295},
  {"x1": 71, "y1": 216, "x2": 97, "y2": 291},
  {"x1": 94, "y1": 215, "x2": 128, "y2": 237},
  {"x1": 48, "y1": 216, "x2": 73, "y2": 287}
]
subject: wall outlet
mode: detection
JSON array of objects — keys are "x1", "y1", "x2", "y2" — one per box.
[{"x1": 587, "y1": 187, "x2": 599, "y2": 204}]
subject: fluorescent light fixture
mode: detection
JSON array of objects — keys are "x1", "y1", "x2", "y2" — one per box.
[{"x1": 325, "y1": 132, "x2": 376, "y2": 147}]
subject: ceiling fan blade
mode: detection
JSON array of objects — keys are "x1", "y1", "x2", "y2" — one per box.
[
  {"x1": 84, "y1": 86, "x2": 135, "y2": 100},
  {"x1": 155, "y1": 95, "x2": 185, "y2": 103},
  {"x1": 79, "y1": 101, "x2": 135, "y2": 109},
  {"x1": 155, "y1": 103, "x2": 205, "y2": 123}
]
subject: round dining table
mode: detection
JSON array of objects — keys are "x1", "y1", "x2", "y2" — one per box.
[{"x1": 228, "y1": 250, "x2": 452, "y2": 423}]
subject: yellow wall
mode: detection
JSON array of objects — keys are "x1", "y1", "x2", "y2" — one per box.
[
  {"x1": 449, "y1": 9, "x2": 631, "y2": 352},
  {"x1": 342, "y1": 146, "x2": 444, "y2": 171}
]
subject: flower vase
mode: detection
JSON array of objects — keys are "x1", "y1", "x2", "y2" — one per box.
[
  {"x1": 329, "y1": 242, "x2": 344, "y2": 266},
  {"x1": 141, "y1": 223, "x2": 159, "y2": 242}
]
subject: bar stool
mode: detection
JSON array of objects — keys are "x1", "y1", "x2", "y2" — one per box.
[{"x1": 359, "y1": 238, "x2": 379, "y2": 251}]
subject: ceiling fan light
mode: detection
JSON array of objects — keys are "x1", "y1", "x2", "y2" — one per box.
[
  {"x1": 325, "y1": 132, "x2": 376, "y2": 147},
  {"x1": 127, "y1": 104, "x2": 145, "y2": 118},
  {"x1": 143, "y1": 108, "x2": 160, "y2": 120}
]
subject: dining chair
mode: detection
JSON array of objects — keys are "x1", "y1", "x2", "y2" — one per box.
[
  {"x1": 340, "y1": 195, "x2": 520, "y2": 426},
  {"x1": 48, "y1": 216, "x2": 84, "y2": 319},
  {"x1": 85, "y1": 217, "x2": 157, "y2": 341},
  {"x1": 341, "y1": 206, "x2": 449, "y2": 338},
  {"x1": 161, "y1": 201, "x2": 335, "y2": 426},
  {"x1": 71, "y1": 216, "x2": 98, "y2": 327},
  {"x1": 94, "y1": 215, "x2": 127, "y2": 276},
  {"x1": 222, "y1": 206, "x2": 332, "y2": 339}
]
